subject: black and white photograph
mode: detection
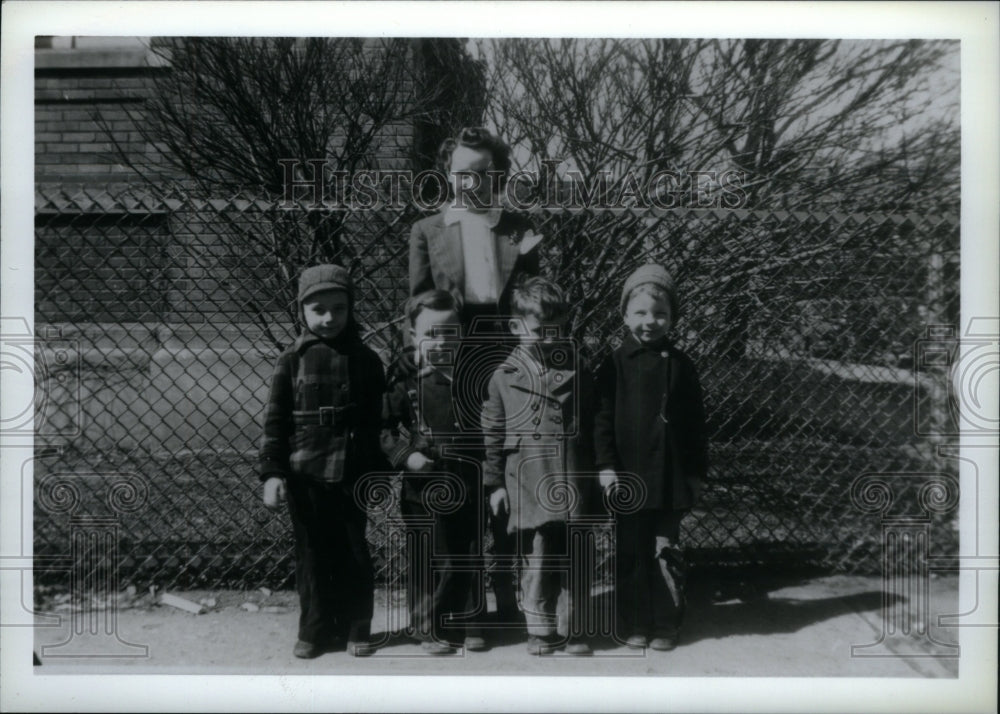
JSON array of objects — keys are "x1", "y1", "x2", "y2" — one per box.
[{"x1": 1, "y1": 2, "x2": 997, "y2": 712}]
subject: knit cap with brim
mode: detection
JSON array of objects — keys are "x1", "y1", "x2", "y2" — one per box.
[
  {"x1": 620, "y1": 263, "x2": 679, "y2": 317},
  {"x1": 298, "y1": 264, "x2": 353, "y2": 304}
]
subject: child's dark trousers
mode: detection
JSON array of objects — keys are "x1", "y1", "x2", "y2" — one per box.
[
  {"x1": 285, "y1": 478, "x2": 374, "y2": 645},
  {"x1": 614, "y1": 510, "x2": 686, "y2": 639},
  {"x1": 401, "y1": 490, "x2": 480, "y2": 644}
]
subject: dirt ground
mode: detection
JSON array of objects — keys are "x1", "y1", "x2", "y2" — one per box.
[{"x1": 30, "y1": 574, "x2": 959, "y2": 678}]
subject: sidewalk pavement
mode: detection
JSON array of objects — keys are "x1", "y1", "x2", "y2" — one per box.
[{"x1": 32, "y1": 575, "x2": 959, "y2": 677}]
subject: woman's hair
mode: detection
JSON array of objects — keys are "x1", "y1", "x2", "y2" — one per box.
[
  {"x1": 511, "y1": 276, "x2": 570, "y2": 322},
  {"x1": 437, "y1": 127, "x2": 512, "y2": 180}
]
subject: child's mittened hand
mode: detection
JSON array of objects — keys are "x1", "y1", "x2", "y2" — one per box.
[
  {"x1": 489, "y1": 487, "x2": 509, "y2": 517},
  {"x1": 262, "y1": 477, "x2": 286, "y2": 511},
  {"x1": 598, "y1": 469, "x2": 619, "y2": 490},
  {"x1": 405, "y1": 452, "x2": 434, "y2": 472}
]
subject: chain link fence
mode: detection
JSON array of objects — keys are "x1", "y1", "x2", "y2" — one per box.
[{"x1": 32, "y1": 186, "x2": 960, "y2": 592}]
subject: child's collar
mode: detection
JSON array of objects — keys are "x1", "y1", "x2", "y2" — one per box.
[
  {"x1": 623, "y1": 333, "x2": 673, "y2": 356},
  {"x1": 294, "y1": 329, "x2": 353, "y2": 353}
]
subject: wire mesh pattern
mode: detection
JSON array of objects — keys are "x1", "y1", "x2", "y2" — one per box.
[{"x1": 32, "y1": 186, "x2": 960, "y2": 590}]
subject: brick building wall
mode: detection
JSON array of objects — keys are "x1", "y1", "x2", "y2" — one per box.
[{"x1": 35, "y1": 39, "x2": 425, "y2": 332}]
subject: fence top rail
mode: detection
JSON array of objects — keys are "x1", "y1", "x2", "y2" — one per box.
[{"x1": 35, "y1": 185, "x2": 960, "y2": 231}]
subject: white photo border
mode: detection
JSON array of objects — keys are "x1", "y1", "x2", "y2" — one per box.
[{"x1": 2, "y1": 2, "x2": 997, "y2": 712}]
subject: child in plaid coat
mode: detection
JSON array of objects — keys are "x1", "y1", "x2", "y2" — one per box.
[{"x1": 259, "y1": 265, "x2": 387, "y2": 659}]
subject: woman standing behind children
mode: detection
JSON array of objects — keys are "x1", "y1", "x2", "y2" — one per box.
[
  {"x1": 594, "y1": 264, "x2": 709, "y2": 652},
  {"x1": 258, "y1": 265, "x2": 387, "y2": 659}
]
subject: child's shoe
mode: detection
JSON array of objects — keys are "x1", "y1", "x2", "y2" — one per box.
[
  {"x1": 347, "y1": 621, "x2": 375, "y2": 657},
  {"x1": 463, "y1": 634, "x2": 488, "y2": 652},
  {"x1": 421, "y1": 640, "x2": 456, "y2": 656},
  {"x1": 347, "y1": 640, "x2": 375, "y2": 657},
  {"x1": 463, "y1": 626, "x2": 488, "y2": 652},
  {"x1": 526, "y1": 634, "x2": 560, "y2": 655},
  {"x1": 625, "y1": 634, "x2": 648, "y2": 649},
  {"x1": 649, "y1": 634, "x2": 677, "y2": 651},
  {"x1": 293, "y1": 640, "x2": 323, "y2": 659},
  {"x1": 564, "y1": 637, "x2": 592, "y2": 656}
]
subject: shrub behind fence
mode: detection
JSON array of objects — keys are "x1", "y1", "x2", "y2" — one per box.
[{"x1": 32, "y1": 187, "x2": 960, "y2": 590}]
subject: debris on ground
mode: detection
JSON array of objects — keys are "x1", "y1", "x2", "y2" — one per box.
[
  {"x1": 240, "y1": 602, "x2": 260, "y2": 613},
  {"x1": 259, "y1": 587, "x2": 272, "y2": 597},
  {"x1": 198, "y1": 597, "x2": 218, "y2": 609},
  {"x1": 261, "y1": 606, "x2": 288, "y2": 614},
  {"x1": 159, "y1": 592, "x2": 205, "y2": 615}
]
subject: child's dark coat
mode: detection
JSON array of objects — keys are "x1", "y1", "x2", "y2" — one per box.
[
  {"x1": 594, "y1": 334, "x2": 708, "y2": 512},
  {"x1": 380, "y1": 349, "x2": 482, "y2": 644}
]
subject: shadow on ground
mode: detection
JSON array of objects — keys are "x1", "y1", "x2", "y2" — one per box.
[{"x1": 588, "y1": 570, "x2": 894, "y2": 651}]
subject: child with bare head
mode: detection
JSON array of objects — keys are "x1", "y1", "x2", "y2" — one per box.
[{"x1": 482, "y1": 276, "x2": 597, "y2": 656}]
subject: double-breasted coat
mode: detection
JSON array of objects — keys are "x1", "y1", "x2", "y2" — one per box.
[{"x1": 481, "y1": 345, "x2": 598, "y2": 532}]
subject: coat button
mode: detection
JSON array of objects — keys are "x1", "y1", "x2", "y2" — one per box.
[
  {"x1": 532, "y1": 433, "x2": 541, "y2": 440},
  {"x1": 551, "y1": 402, "x2": 561, "y2": 410},
  {"x1": 532, "y1": 417, "x2": 541, "y2": 425},
  {"x1": 531, "y1": 403, "x2": 540, "y2": 411},
  {"x1": 551, "y1": 415, "x2": 562, "y2": 424}
]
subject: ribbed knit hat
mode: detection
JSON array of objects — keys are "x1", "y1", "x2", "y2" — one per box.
[
  {"x1": 298, "y1": 264, "x2": 352, "y2": 304},
  {"x1": 620, "y1": 264, "x2": 679, "y2": 317}
]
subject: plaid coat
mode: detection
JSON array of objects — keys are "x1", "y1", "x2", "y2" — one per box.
[{"x1": 259, "y1": 330, "x2": 387, "y2": 486}]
